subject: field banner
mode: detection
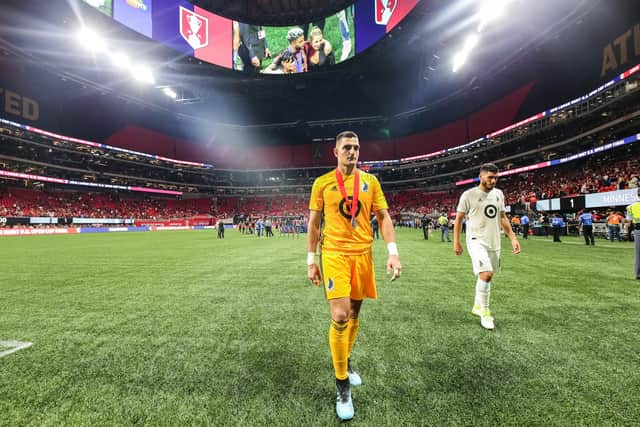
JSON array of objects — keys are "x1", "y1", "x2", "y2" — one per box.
[
  {"x1": 0, "y1": 225, "x2": 215, "y2": 237},
  {"x1": 0, "y1": 228, "x2": 78, "y2": 236},
  {"x1": 585, "y1": 188, "x2": 639, "y2": 208},
  {"x1": 134, "y1": 219, "x2": 189, "y2": 227}
]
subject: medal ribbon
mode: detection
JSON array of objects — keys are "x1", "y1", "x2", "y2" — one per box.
[{"x1": 335, "y1": 168, "x2": 359, "y2": 227}]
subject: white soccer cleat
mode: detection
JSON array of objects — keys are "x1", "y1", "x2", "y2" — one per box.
[
  {"x1": 480, "y1": 311, "x2": 495, "y2": 330},
  {"x1": 473, "y1": 305, "x2": 494, "y2": 329},
  {"x1": 472, "y1": 304, "x2": 483, "y2": 317},
  {"x1": 348, "y1": 367, "x2": 362, "y2": 387},
  {"x1": 335, "y1": 379, "x2": 354, "y2": 420}
]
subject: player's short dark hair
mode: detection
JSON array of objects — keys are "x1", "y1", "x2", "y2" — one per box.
[
  {"x1": 479, "y1": 163, "x2": 499, "y2": 174},
  {"x1": 274, "y1": 49, "x2": 295, "y2": 67},
  {"x1": 336, "y1": 131, "x2": 359, "y2": 144},
  {"x1": 287, "y1": 27, "x2": 304, "y2": 42}
]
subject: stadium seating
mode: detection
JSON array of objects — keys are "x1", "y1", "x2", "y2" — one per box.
[{"x1": 1, "y1": 69, "x2": 639, "y2": 222}]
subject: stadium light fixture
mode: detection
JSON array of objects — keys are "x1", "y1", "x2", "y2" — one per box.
[
  {"x1": 110, "y1": 52, "x2": 131, "y2": 69},
  {"x1": 452, "y1": 52, "x2": 467, "y2": 73},
  {"x1": 76, "y1": 28, "x2": 107, "y2": 53},
  {"x1": 463, "y1": 33, "x2": 480, "y2": 51},
  {"x1": 452, "y1": 34, "x2": 480, "y2": 72},
  {"x1": 162, "y1": 87, "x2": 177, "y2": 99},
  {"x1": 131, "y1": 64, "x2": 155, "y2": 85},
  {"x1": 477, "y1": 0, "x2": 513, "y2": 32}
]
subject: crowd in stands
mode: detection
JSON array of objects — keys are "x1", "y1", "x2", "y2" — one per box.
[
  {"x1": 2, "y1": 144, "x2": 637, "y2": 224},
  {"x1": 500, "y1": 156, "x2": 639, "y2": 206},
  {"x1": 1, "y1": 69, "x2": 639, "y2": 223},
  {"x1": 1, "y1": 75, "x2": 639, "y2": 197},
  {"x1": 374, "y1": 90, "x2": 640, "y2": 188},
  {"x1": 0, "y1": 187, "x2": 213, "y2": 220},
  {"x1": 385, "y1": 150, "x2": 639, "y2": 220},
  {"x1": 0, "y1": 186, "x2": 312, "y2": 222}
]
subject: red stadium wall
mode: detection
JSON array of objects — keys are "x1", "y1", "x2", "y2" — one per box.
[
  {"x1": 104, "y1": 82, "x2": 534, "y2": 168},
  {"x1": 394, "y1": 119, "x2": 467, "y2": 159},
  {"x1": 467, "y1": 82, "x2": 535, "y2": 140},
  {"x1": 106, "y1": 126, "x2": 177, "y2": 158}
]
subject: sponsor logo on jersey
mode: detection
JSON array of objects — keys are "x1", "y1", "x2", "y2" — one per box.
[{"x1": 484, "y1": 204, "x2": 497, "y2": 219}]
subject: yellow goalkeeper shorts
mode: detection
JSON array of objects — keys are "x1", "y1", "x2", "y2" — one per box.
[{"x1": 320, "y1": 249, "x2": 377, "y2": 300}]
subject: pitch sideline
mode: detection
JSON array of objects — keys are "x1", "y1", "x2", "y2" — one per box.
[{"x1": 0, "y1": 340, "x2": 33, "y2": 358}]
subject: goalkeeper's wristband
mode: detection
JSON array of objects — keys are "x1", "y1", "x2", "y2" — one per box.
[
  {"x1": 387, "y1": 242, "x2": 399, "y2": 256},
  {"x1": 307, "y1": 252, "x2": 316, "y2": 266}
]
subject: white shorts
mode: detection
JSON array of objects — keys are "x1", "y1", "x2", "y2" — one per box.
[{"x1": 467, "y1": 240, "x2": 501, "y2": 276}]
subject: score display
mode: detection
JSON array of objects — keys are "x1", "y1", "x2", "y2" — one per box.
[{"x1": 559, "y1": 195, "x2": 585, "y2": 211}]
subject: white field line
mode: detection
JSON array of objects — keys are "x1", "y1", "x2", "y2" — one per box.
[{"x1": 0, "y1": 340, "x2": 33, "y2": 358}]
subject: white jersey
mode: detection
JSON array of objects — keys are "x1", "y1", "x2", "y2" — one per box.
[{"x1": 456, "y1": 187, "x2": 506, "y2": 251}]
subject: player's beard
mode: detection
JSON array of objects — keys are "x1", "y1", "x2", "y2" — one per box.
[{"x1": 481, "y1": 179, "x2": 496, "y2": 191}]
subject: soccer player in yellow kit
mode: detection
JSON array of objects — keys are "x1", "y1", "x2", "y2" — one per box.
[{"x1": 306, "y1": 131, "x2": 402, "y2": 420}]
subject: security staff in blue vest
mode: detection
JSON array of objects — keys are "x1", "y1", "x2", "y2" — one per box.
[
  {"x1": 626, "y1": 188, "x2": 640, "y2": 280},
  {"x1": 551, "y1": 213, "x2": 564, "y2": 242},
  {"x1": 578, "y1": 210, "x2": 595, "y2": 246},
  {"x1": 520, "y1": 213, "x2": 530, "y2": 240}
]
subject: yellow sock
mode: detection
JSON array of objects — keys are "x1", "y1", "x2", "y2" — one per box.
[
  {"x1": 347, "y1": 317, "x2": 360, "y2": 357},
  {"x1": 329, "y1": 319, "x2": 349, "y2": 380}
]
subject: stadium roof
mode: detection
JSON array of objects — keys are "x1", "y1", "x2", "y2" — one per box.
[{"x1": 1, "y1": 0, "x2": 628, "y2": 142}]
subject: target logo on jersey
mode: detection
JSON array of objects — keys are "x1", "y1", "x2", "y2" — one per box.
[
  {"x1": 179, "y1": 6, "x2": 209, "y2": 49},
  {"x1": 375, "y1": 0, "x2": 398, "y2": 26}
]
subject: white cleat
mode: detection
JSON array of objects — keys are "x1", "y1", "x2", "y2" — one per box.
[
  {"x1": 480, "y1": 312, "x2": 495, "y2": 330},
  {"x1": 472, "y1": 305, "x2": 494, "y2": 329},
  {"x1": 347, "y1": 359, "x2": 362, "y2": 386},
  {"x1": 336, "y1": 380, "x2": 354, "y2": 420},
  {"x1": 348, "y1": 368, "x2": 362, "y2": 387},
  {"x1": 472, "y1": 304, "x2": 483, "y2": 317}
]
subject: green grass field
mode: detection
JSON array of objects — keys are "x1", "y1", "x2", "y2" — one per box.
[{"x1": 1, "y1": 229, "x2": 638, "y2": 425}]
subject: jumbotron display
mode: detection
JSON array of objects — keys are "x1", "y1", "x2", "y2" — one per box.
[{"x1": 81, "y1": 0, "x2": 418, "y2": 73}]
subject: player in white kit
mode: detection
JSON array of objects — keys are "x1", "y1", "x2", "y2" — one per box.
[{"x1": 453, "y1": 163, "x2": 521, "y2": 330}]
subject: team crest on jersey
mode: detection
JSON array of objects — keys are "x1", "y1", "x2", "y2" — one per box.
[
  {"x1": 375, "y1": 0, "x2": 398, "y2": 26},
  {"x1": 484, "y1": 204, "x2": 497, "y2": 219},
  {"x1": 361, "y1": 182, "x2": 369, "y2": 192},
  {"x1": 339, "y1": 197, "x2": 362, "y2": 220},
  {"x1": 180, "y1": 6, "x2": 209, "y2": 50},
  {"x1": 326, "y1": 278, "x2": 334, "y2": 290}
]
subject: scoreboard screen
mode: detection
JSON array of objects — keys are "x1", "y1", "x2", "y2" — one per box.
[
  {"x1": 560, "y1": 195, "x2": 585, "y2": 211},
  {"x1": 82, "y1": 0, "x2": 113, "y2": 17},
  {"x1": 80, "y1": 0, "x2": 419, "y2": 72}
]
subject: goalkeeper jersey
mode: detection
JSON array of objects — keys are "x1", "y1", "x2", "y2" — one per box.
[{"x1": 309, "y1": 169, "x2": 388, "y2": 254}]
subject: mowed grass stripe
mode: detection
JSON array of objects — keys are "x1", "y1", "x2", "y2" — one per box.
[{"x1": 0, "y1": 229, "x2": 638, "y2": 425}]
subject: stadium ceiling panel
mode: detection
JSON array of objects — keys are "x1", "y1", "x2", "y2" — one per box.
[{"x1": 189, "y1": 0, "x2": 357, "y2": 26}]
